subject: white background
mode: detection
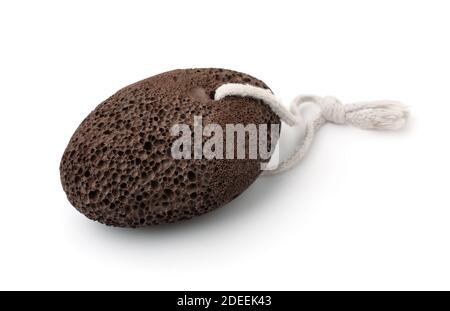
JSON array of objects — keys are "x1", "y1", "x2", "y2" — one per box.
[{"x1": 0, "y1": 0, "x2": 449, "y2": 290}]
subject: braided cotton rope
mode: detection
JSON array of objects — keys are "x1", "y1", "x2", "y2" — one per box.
[{"x1": 214, "y1": 83, "x2": 409, "y2": 175}]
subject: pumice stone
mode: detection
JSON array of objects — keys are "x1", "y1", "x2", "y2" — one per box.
[
  {"x1": 61, "y1": 68, "x2": 409, "y2": 227},
  {"x1": 60, "y1": 69, "x2": 281, "y2": 227}
]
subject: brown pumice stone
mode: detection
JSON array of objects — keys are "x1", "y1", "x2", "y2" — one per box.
[{"x1": 60, "y1": 68, "x2": 280, "y2": 227}]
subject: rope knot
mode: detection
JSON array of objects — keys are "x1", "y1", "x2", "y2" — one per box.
[
  {"x1": 318, "y1": 96, "x2": 346, "y2": 124},
  {"x1": 316, "y1": 97, "x2": 408, "y2": 130}
]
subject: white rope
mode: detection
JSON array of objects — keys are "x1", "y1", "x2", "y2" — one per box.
[{"x1": 214, "y1": 83, "x2": 409, "y2": 175}]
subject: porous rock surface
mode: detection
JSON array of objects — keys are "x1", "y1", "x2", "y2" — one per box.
[{"x1": 60, "y1": 68, "x2": 280, "y2": 227}]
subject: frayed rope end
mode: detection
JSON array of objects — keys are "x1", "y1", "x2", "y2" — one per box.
[{"x1": 344, "y1": 100, "x2": 409, "y2": 131}]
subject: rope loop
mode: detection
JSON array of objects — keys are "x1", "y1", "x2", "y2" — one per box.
[{"x1": 214, "y1": 83, "x2": 409, "y2": 175}]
